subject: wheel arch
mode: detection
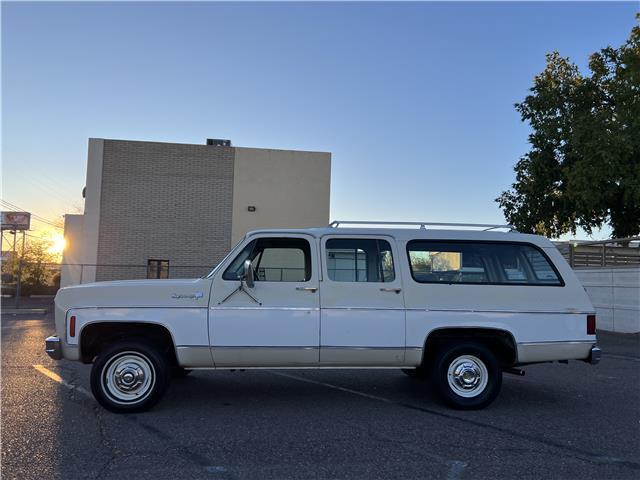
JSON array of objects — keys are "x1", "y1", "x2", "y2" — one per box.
[
  {"x1": 79, "y1": 320, "x2": 179, "y2": 366},
  {"x1": 422, "y1": 327, "x2": 518, "y2": 366}
]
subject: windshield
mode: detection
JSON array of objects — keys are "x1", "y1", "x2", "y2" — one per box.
[{"x1": 204, "y1": 236, "x2": 247, "y2": 279}]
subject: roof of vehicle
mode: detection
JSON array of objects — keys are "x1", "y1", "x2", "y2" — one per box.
[{"x1": 245, "y1": 224, "x2": 554, "y2": 248}]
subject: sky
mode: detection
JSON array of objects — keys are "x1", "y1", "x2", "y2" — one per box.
[{"x1": 2, "y1": 1, "x2": 638, "y2": 246}]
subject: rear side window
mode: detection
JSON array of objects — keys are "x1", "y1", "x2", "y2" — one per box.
[
  {"x1": 406, "y1": 241, "x2": 563, "y2": 286},
  {"x1": 326, "y1": 238, "x2": 395, "y2": 282}
]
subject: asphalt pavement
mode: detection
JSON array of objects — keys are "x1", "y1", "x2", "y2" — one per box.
[{"x1": 1, "y1": 307, "x2": 639, "y2": 480}]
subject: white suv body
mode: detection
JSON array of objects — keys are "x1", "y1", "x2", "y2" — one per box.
[{"x1": 46, "y1": 222, "x2": 600, "y2": 412}]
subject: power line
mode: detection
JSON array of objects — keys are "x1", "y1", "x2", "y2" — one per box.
[
  {"x1": 25, "y1": 232, "x2": 55, "y2": 240},
  {"x1": 0, "y1": 199, "x2": 64, "y2": 229},
  {"x1": 0, "y1": 199, "x2": 60, "y2": 225},
  {"x1": 13, "y1": 170, "x2": 79, "y2": 206}
]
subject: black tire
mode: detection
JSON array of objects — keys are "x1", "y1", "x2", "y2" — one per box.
[
  {"x1": 90, "y1": 339, "x2": 170, "y2": 413},
  {"x1": 431, "y1": 342, "x2": 502, "y2": 410},
  {"x1": 172, "y1": 367, "x2": 192, "y2": 378}
]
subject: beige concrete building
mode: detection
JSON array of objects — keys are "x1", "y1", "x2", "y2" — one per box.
[{"x1": 61, "y1": 138, "x2": 331, "y2": 286}]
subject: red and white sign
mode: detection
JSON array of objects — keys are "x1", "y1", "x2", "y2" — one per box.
[{"x1": 1, "y1": 212, "x2": 31, "y2": 231}]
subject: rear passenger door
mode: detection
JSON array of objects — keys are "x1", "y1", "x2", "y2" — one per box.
[{"x1": 319, "y1": 236, "x2": 406, "y2": 365}]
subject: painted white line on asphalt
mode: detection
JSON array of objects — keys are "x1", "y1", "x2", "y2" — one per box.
[
  {"x1": 270, "y1": 370, "x2": 400, "y2": 404},
  {"x1": 33, "y1": 365, "x2": 92, "y2": 398},
  {"x1": 269, "y1": 371, "x2": 467, "y2": 477}
]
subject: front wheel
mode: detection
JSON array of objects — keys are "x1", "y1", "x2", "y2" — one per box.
[
  {"x1": 432, "y1": 342, "x2": 502, "y2": 410},
  {"x1": 90, "y1": 340, "x2": 170, "y2": 413}
]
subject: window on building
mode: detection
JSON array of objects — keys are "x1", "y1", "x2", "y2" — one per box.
[
  {"x1": 326, "y1": 238, "x2": 395, "y2": 282},
  {"x1": 147, "y1": 259, "x2": 169, "y2": 279},
  {"x1": 222, "y1": 238, "x2": 311, "y2": 282},
  {"x1": 406, "y1": 241, "x2": 563, "y2": 286}
]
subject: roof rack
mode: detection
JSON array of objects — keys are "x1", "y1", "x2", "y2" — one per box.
[{"x1": 328, "y1": 220, "x2": 517, "y2": 232}]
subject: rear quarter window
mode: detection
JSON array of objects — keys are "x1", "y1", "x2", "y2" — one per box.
[{"x1": 406, "y1": 240, "x2": 564, "y2": 286}]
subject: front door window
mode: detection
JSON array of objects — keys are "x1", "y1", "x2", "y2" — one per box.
[{"x1": 222, "y1": 237, "x2": 311, "y2": 282}]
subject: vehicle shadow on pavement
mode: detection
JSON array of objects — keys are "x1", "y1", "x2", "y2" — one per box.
[{"x1": 155, "y1": 368, "x2": 565, "y2": 415}]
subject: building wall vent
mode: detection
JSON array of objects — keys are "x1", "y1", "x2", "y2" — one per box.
[{"x1": 206, "y1": 139, "x2": 232, "y2": 147}]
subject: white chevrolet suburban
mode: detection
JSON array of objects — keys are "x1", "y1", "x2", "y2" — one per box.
[{"x1": 46, "y1": 221, "x2": 600, "y2": 412}]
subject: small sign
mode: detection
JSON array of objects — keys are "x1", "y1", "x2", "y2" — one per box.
[{"x1": 1, "y1": 212, "x2": 31, "y2": 231}]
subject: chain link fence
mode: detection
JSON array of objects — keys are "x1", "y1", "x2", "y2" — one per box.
[
  {"x1": 1, "y1": 262, "x2": 216, "y2": 306},
  {"x1": 3, "y1": 238, "x2": 638, "y2": 306}
]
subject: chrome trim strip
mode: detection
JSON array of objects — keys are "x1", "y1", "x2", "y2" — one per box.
[
  {"x1": 67, "y1": 306, "x2": 208, "y2": 310},
  {"x1": 518, "y1": 340, "x2": 594, "y2": 346},
  {"x1": 209, "y1": 345, "x2": 410, "y2": 351},
  {"x1": 211, "y1": 346, "x2": 318, "y2": 350},
  {"x1": 322, "y1": 307, "x2": 405, "y2": 311},
  {"x1": 210, "y1": 306, "x2": 320, "y2": 311},
  {"x1": 321, "y1": 346, "x2": 404, "y2": 350},
  {"x1": 414, "y1": 308, "x2": 595, "y2": 315},
  {"x1": 210, "y1": 346, "x2": 415, "y2": 350},
  {"x1": 251, "y1": 366, "x2": 411, "y2": 370}
]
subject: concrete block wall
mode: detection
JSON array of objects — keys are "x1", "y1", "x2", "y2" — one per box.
[
  {"x1": 95, "y1": 140, "x2": 235, "y2": 281},
  {"x1": 60, "y1": 137, "x2": 332, "y2": 286},
  {"x1": 574, "y1": 267, "x2": 640, "y2": 333},
  {"x1": 60, "y1": 214, "x2": 85, "y2": 287}
]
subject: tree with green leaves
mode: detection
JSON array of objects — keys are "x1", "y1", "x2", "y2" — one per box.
[
  {"x1": 2, "y1": 236, "x2": 58, "y2": 293},
  {"x1": 497, "y1": 16, "x2": 640, "y2": 239}
]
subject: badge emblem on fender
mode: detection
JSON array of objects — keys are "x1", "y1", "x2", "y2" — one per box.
[{"x1": 172, "y1": 292, "x2": 204, "y2": 299}]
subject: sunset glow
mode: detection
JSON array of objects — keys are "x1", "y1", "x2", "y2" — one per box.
[{"x1": 48, "y1": 232, "x2": 67, "y2": 257}]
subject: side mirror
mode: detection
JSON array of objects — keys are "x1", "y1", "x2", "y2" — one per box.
[{"x1": 242, "y1": 259, "x2": 255, "y2": 289}]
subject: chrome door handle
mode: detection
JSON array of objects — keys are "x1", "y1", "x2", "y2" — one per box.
[
  {"x1": 380, "y1": 287, "x2": 402, "y2": 294},
  {"x1": 296, "y1": 287, "x2": 318, "y2": 292}
]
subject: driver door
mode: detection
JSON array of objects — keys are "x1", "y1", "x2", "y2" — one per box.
[{"x1": 208, "y1": 234, "x2": 320, "y2": 367}]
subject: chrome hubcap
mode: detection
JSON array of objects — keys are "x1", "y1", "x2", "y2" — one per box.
[
  {"x1": 114, "y1": 364, "x2": 145, "y2": 392},
  {"x1": 447, "y1": 355, "x2": 488, "y2": 398},
  {"x1": 102, "y1": 352, "x2": 155, "y2": 405}
]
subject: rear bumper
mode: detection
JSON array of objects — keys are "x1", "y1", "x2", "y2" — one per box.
[
  {"x1": 588, "y1": 345, "x2": 601, "y2": 365},
  {"x1": 45, "y1": 336, "x2": 63, "y2": 360}
]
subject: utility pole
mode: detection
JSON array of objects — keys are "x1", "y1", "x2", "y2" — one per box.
[
  {"x1": 1, "y1": 211, "x2": 31, "y2": 308},
  {"x1": 14, "y1": 231, "x2": 25, "y2": 309},
  {"x1": 11, "y1": 230, "x2": 17, "y2": 307}
]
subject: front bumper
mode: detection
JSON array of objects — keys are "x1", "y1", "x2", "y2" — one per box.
[
  {"x1": 588, "y1": 345, "x2": 602, "y2": 365},
  {"x1": 45, "y1": 336, "x2": 63, "y2": 360}
]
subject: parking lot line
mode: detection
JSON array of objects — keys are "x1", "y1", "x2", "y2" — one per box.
[
  {"x1": 269, "y1": 371, "x2": 468, "y2": 479},
  {"x1": 270, "y1": 370, "x2": 640, "y2": 472},
  {"x1": 271, "y1": 370, "x2": 404, "y2": 405},
  {"x1": 33, "y1": 364, "x2": 92, "y2": 398}
]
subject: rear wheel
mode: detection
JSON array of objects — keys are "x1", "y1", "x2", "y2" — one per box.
[
  {"x1": 90, "y1": 340, "x2": 170, "y2": 413},
  {"x1": 432, "y1": 342, "x2": 502, "y2": 410}
]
